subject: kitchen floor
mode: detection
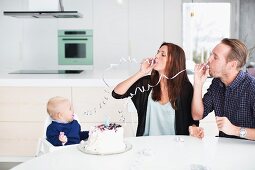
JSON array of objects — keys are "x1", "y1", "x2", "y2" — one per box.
[{"x1": 0, "y1": 162, "x2": 21, "y2": 170}]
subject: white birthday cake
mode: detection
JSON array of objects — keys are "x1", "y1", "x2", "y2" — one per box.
[{"x1": 85, "y1": 123, "x2": 126, "y2": 154}]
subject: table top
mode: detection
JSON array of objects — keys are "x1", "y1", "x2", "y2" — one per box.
[{"x1": 12, "y1": 136, "x2": 255, "y2": 170}]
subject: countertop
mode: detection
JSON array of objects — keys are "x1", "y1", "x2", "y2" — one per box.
[
  {"x1": 0, "y1": 69, "x2": 211, "y2": 87},
  {"x1": 0, "y1": 68, "x2": 130, "y2": 87}
]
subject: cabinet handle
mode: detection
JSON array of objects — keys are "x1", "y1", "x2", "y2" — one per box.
[{"x1": 62, "y1": 38, "x2": 88, "y2": 41}]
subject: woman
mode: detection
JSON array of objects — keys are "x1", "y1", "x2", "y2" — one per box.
[{"x1": 112, "y1": 42, "x2": 204, "y2": 138}]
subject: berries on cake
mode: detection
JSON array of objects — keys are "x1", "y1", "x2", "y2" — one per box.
[{"x1": 85, "y1": 123, "x2": 126, "y2": 154}]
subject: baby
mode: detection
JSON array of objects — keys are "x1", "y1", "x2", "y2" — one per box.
[{"x1": 46, "y1": 96, "x2": 88, "y2": 146}]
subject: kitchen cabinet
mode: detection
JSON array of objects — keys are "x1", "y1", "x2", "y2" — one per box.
[
  {"x1": 0, "y1": 72, "x2": 216, "y2": 160},
  {"x1": 0, "y1": 0, "x2": 184, "y2": 71},
  {"x1": 93, "y1": 0, "x2": 164, "y2": 69},
  {"x1": 0, "y1": 86, "x2": 137, "y2": 159},
  {"x1": 93, "y1": 0, "x2": 129, "y2": 69},
  {"x1": 0, "y1": 87, "x2": 71, "y2": 158},
  {"x1": 129, "y1": 0, "x2": 164, "y2": 62}
]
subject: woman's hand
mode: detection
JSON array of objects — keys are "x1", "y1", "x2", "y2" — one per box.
[
  {"x1": 139, "y1": 57, "x2": 156, "y2": 75},
  {"x1": 189, "y1": 126, "x2": 204, "y2": 139},
  {"x1": 113, "y1": 57, "x2": 156, "y2": 95}
]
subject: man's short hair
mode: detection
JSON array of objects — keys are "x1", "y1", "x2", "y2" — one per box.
[{"x1": 221, "y1": 38, "x2": 248, "y2": 68}]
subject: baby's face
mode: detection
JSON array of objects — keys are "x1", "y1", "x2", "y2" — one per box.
[{"x1": 59, "y1": 101, "x2": 74, "y2": 123}]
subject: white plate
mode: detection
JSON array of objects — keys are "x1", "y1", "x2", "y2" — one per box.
[{"x1": 78, "y1": 142, "x2": 132, "y2": 155}]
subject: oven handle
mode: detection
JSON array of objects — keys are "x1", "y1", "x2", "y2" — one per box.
[{"x1": 62, "y1": 38, "x2": 88, "y2": 41}]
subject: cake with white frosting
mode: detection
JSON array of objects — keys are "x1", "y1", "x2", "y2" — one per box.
[{"x1": 85, "y1": 123, "x2": 126, "y2": 154}]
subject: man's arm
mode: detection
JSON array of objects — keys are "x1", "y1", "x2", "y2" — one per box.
[
  {"x1": 192, "y1": 64, "x2": 209, "y2": 120},
  {"x1": 241, "y1": 128, "x2": 255, "y2": 140},
  {"x1": 216, "y1": 116, "x2": 255, "y2": 140},
  {"x1": 192, "y1": 83, "x2": 204, "y2": 120}
]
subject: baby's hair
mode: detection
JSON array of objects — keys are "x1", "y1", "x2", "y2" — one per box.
[{"x1": 47, "y1": 96, "x2": 69, "y2": 119}]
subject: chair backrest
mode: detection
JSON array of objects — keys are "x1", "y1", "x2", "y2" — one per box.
[
  {"x1": 36, "y1": 114, "x2": 80, "y2": 156},
  {"x1": 43, "y1": 116, "x2": 53, "y2": 139}
]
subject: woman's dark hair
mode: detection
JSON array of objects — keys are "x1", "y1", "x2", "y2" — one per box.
[{"x1": 151, "y1": 42, "x2": 189, "y2": 109}]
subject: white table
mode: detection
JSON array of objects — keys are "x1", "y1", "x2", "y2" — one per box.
[{"x1": 12, "y1": 136, "x2": 255, "y2": 170}]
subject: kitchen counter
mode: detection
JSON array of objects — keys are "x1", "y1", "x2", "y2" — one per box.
[
  {"x1": 0, "y1": 69, "x2": 130, "y2": 87},
  {"x1": 0, "y1": 68, "x2": 211, "y2": 87}
]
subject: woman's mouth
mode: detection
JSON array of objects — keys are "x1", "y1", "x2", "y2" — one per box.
[{"x1": 153, "y1": 59, "x2": 158, "y2": 64}]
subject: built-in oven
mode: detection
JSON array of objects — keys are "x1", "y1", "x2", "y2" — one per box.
[{"x1": 58, "y1": 30, "x2": 93, "y2": 65}]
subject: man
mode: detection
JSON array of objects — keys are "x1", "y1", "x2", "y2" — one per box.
[{"x1": 192, "y1": 38, "x2": 255, "y2": 140}]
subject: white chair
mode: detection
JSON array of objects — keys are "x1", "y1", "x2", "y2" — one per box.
[{"x1": 36, "y1": 114, "x2": 79, "y2": 156}]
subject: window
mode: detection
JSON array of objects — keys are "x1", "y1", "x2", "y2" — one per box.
[{"x1": 182, "y1": 0, "x2": 239, "y2": 67}]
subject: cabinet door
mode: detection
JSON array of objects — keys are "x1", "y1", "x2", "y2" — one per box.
[
  {"x1": 0, "y1": 87, "x2": 71, "y2": 157},
  {"x1": 129, "y1": 0, "x2": 164, "y2": 68},
  {"x1": 93, "y1": 0, "x2": 129, "y2": 68}
]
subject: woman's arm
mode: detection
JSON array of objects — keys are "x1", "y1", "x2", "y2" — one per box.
[
  {"x1": 113, "y1": 58, "x2": 155, "y2": 95},
  {"x1": 114, "y1": 71, "x2": 145, "y2": 95}
]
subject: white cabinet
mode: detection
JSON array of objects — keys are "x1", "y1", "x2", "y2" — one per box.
[
  {"x1": 0, "y1": 87, "x2": 71, "y2": 157},
  {"x1": 0, "y1": 81, "x2": 218, "y2": 158},
  {"x1": 0, "y1": 86, "x2": 137, "y2": 158},
  {"x1": 93, "y1": 0, "x2": 164, "y2": 69},
  {"x1": 93, "y1": 0, "x2": 129, "y2": 69},
  {"x1": 163, "y1": 0, "x2": 182, "y2": 45},
  {"x1": 129, "y1": 0, "x2": 164, "y2": 62}
]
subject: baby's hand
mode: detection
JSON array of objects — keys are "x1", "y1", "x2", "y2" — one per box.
[{"x1": 59, "y1": 132, "x2": 68, "y2": 145}]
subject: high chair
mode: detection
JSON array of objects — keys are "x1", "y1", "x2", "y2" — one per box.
[{"x1": 35, "y1": 114, "x2": 79, "y2": 156}]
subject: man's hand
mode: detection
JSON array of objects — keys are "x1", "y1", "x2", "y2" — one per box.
[
  {"x1": 194, "y1": 63, "x2": 209, "y2": 87},
  {"x1": 216, "y1": 116, "x2": 238, "y2": 136}
]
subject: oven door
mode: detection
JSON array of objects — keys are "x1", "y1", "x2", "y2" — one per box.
[{"x1": 58, "y1": 36, "x2": 93, "y2": 65}]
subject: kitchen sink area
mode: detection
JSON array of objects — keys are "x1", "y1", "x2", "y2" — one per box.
[{"x1": 0, "y1": 68, "x2": 130, "y2": 87}]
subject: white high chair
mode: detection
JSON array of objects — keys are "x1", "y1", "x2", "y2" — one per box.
[{"x1": 35, "y1": 114, "x2": 79, "y2": 156}]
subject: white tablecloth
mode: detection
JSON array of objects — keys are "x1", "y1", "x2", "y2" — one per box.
[{"x1": 12, "y1": 136, "x2": 255, "y2": 170}]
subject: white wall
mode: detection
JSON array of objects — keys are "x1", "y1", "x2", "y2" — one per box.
[
  {"x1": 239, "y1": 0, "x2": 255, "y2": 65},
  {"x1": 0, "y1": 0, "x2": 182, "y2": 71},
  {"x1": 164, "y1": 0, "x2": 182, "y2": 46}
]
